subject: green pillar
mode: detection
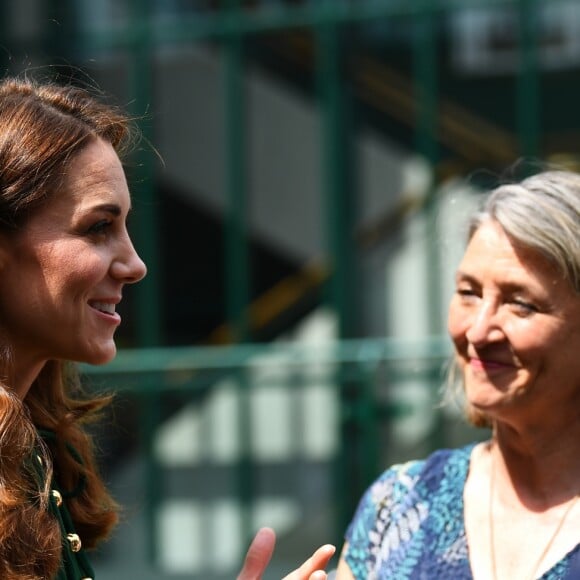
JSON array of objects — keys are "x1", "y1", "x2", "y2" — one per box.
[
  {"x1": 413, "y1": 3, "x2": 440, "y2": 337},
  {"x1": 316, "y1": 10, "x2": 360, "y2": 545},
  {"x1": 413, "y1": 4, "x2": 446, "y2": 452},
  {"x1": 318, "y1": 20, "x2": 353, "y2": 340},
  {"x1": 222, "y1": 0, "x2": 254, "y2": 557},
  {"x1": 224, "y1": 0, "x2": 250, "y2": 343},
  {"x1": 129, "y1": 0, "x2": 162, "y2": 348},
  {"x1": 517, "y1": 0, "x2": 540, "y2": 161},
  {"x1": 128, "y1": 0, "x2": 162, "y2": 566}
]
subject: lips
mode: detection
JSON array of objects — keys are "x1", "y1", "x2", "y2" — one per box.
[
  {"x1": 90, "y1": 301, "x2": 116, "y2": 315},
  {"x1": 469, "y1": 357, "x2": 516, "y2": 373},
  {"x1": 88, "y1": 299, "x2": 121, "y2": 323}
]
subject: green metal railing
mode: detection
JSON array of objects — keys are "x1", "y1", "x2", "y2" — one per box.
[
  {"x1": 71, "y1": 0, "x2": 541, "y2": 572},
  {"x1": 82, "y1": 335, "x2": 453, "y2": 571},
  {"x1": 0, "y1": 0, "x2": 549, "y2": 574}
]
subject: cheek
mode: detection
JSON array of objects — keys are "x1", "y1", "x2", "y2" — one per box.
[
  {"x1": 447, "y1": 298, "x2": 466, "y2": 344},
  {"x1": 45, "y1": 254, "x2": 106, "y2": 294},
  {"x1": 503, "y1": 320, "x2": 558, "y2": 357}
]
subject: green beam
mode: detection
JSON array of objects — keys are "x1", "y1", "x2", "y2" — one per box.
[
  {"x1": 318, "y1": 20, "x2": 351, "y2": 338},
  {"x1": 222, "y1": 0, "x2": 254, "y2": 559},
  {"x1": 74, "y1": 0, "x2": 569, "y2": 51},
  {"x1": 413, "y1": 2, "x2": 443, "y2": 338},
  {"x1": 224, "y1": 0, "x2": 250, "y2": 343},
  {"x1": 128, "y1": 0, "x2": 162, "y2": 348},
  {"x1": 127, "y1": 0, "x2": 162, "y2": 568},
  {"x1": 413, "y1": 5, "x2": 438, "y2": 169},
  {"x1": 517, "y1": 0, "x2": 540, "y2": 160},
  {"x1": 81, "y1": 336, "x2": 452, "y2": 377},
  {"x1": 317, "y1": 8, "x2": 361, "y2": 541}
]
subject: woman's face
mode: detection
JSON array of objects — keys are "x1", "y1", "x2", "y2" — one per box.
[
  {"x1": 447, "y1": 220, "x2": 580, "y2": 424},
  {"x1": 0, "y1": 138, "x2": 146, "y2": 383}
]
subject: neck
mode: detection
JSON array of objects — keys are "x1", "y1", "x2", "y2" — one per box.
[
  {"x1": 492, "y1": 420, "x2": 580, "y2": 507},
  {"x1": 2, "y1": 359, "x2": 45, "y2": 401},
  {"x1": 487, "y1": 439, "x2": 580, "y2": 580},
  {"x1": 0, "y1": 336, "x2": 49, "y2": 400}
]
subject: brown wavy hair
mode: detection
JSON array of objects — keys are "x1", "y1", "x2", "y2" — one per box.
[{"x1": 0, "y1": 75, "x2": 137, "y2": 578}]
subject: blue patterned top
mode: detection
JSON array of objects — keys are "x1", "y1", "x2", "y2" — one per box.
[{"x1": 344, "y1": 445, "x2": 580, "y2": 579}]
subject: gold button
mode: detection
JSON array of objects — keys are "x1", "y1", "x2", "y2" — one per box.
[
  {"x1": 66, "y1": 533, "x2": 82, "y2": 552},
  {"x1": 51, "y1": 490, "x2": 63, "y2": 507}
]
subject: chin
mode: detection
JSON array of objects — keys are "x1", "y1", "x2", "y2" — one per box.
[
  {"x1": 81, "y1": 344, "x2": 117, "y2": 366},
  {"x1": 464, "y1": 387, "x2": 504, "y2": 412}
]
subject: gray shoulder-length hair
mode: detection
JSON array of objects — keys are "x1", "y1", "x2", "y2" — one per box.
[{"x1": 446, "y1": 170, "x2": 580, "y2": 427}]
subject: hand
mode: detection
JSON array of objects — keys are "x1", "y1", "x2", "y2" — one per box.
[{"x1": 237, "y1": 527, "x2": 336, "y2": 580}]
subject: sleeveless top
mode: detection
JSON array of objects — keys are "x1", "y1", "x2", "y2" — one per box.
[{"x1": 344, "y1": 444, "x2": 580, "y2": 579}]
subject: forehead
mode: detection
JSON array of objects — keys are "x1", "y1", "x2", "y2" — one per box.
[
  {"x1": 62, "y1": 138, "x2": 129, "y2": 206},
  {"x1": 463, "y1": 222, "x2": 544, "y2": 271},
  {"x1": 460, "y1": 221, "x2": 577, "y2": 298},
  {"x1": 16, "y1": 139, "x2": 130, "y2": 236}
]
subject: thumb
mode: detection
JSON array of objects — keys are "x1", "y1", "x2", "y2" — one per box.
[{"x1": 237, "y1": 527, "x2": 277, "y2": 580}]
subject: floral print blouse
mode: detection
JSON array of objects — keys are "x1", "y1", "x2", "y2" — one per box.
[{"x1": 344, "y1": 445, "x2": 580, "y2": 580}]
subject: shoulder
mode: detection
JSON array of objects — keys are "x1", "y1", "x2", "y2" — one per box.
[
  {"x1": 366, "y1": 445, "x2": 473, "y2": 505},
  {"x1": 343, "y1": 445, "x2": 474, "y2": 578},
  {"x1": 345, "y1": 445, "x2": 474, "y2": 546}
]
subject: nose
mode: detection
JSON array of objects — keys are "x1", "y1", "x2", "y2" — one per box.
[
  {"x1": 464, "y1": 300, "x2": 504, "y2": 346},
  {"x1": 111, "y1": 236, "x2": 147, "y2": 284}
]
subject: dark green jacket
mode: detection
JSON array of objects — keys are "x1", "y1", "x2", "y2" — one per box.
[
  {"x1": 49, "y1": 474, "x2": 95, "y2": 580},
  {"x1": 36, "y1": 431, "x2": 96, "y2": 580}
]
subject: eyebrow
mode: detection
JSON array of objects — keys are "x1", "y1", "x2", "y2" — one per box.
[
  {"x1": 455, "y1": 271, "x2": 535, "y2": 294},
  {"x1": 455, "y1": 271, "x2": 477, "y2": 283},
  {"x1": 91, "y1": 203, "x2": 124, "y2": 216}
]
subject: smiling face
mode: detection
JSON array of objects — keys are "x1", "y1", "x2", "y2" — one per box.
[
  {"x1": 0, "y1": 138, "x2": 146, "y2": 393},
  {"x1": 447, "y1": 220, "x2": 580, "y2": 426}
]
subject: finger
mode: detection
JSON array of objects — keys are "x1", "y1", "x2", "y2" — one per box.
[
  {"x1": 237, "y1": 527, "x2": 276, "y2": 580},
  {"x1": 283, "y1": 544, "x2": 336, "y2": 580}
]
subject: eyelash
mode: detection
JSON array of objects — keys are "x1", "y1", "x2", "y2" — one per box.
[
  {"x1": 456, "y1": 288, "x2": 478, "y2": 300},
  {"x1": 511, "y1": 299, "x2": 538, "y2": 314},
  {"x1": 456, "y1": 288, "x2": 538, "y2": 314},
  {"x1": 87, "y1": 220, "x2": 113, "y2": 236}
]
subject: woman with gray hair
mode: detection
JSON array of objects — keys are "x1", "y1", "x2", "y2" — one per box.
[{"x1": 334, "y1": 171, "x2": 580, "y2": 579}]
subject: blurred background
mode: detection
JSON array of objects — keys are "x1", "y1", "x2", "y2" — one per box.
[{"x1": 3, "y1": 0, "x2": 580, "y2": 577}]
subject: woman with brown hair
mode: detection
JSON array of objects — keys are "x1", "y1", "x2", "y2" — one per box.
[
  {"x1": 0, "y1": 76, "x2": 334, "y2": 580},
  {"x1": 0, "y1": 75, "x2": 146, "y2": 579}
]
